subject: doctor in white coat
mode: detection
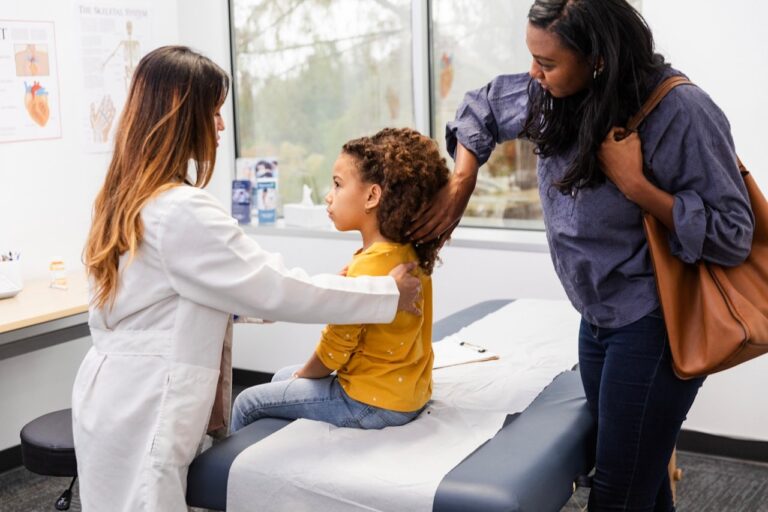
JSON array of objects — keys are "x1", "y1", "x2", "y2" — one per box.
[{"x1": 73, "y1": 46, "x2": 421, "y2": 511}]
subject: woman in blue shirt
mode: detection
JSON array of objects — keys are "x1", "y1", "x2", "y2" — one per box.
[{"x1": 410, "y1": 1, "x2": 754, "y2": 510}]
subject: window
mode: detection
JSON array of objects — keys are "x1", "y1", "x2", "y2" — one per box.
[
  {"x1": 230, "y1": 0, "x2": 414, "y2": 206},
  {"x1": 431, "y1": 0, "x2": 542, "y2": 229},
  {"x1": 230, "y1": 0, "x2": 643, "y2": 229}
]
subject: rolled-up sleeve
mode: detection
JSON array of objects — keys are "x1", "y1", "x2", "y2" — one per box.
[
  {"x1": 446, "y1": 73, "x2": 532, "y2": 165},
  {"x1": 647, "y1": 88, "x2": 753, "y2": 266},
  {"x1": 315, "y1": 324, "x2": 362, "y2": 370}
]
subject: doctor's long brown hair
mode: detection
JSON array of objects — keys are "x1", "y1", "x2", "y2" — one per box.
[{"x1": 84, "y1": 46, "x2": 229, "y2": 308}]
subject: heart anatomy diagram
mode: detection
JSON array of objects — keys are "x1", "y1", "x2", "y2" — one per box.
[{"x1": 24, "y1": 81, "x2": 50, "y2": 127}]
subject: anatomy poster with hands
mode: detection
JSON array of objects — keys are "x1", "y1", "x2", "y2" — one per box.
[
  {"x1": 74, "y1": 2, "x2": 152, "y2": 152},
  {"x1": 0, "y1": 20, "x2": 62, "y2": 143}
]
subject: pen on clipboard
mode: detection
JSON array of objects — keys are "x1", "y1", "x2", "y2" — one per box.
[{"x1": 459, "y1": 340, "x2": 487, "y2": 353}]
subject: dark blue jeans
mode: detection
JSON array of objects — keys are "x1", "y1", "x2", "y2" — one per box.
[{"x1": 579, "y1": 308, "x2": 705, "y2": 511}]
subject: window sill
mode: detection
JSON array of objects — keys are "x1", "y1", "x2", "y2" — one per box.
[{"x1": 242, "y1": 221, "x2": 549, "y2": 253}]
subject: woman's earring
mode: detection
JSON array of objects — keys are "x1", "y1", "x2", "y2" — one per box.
[{"x1": 593, "y1": 66, "x2": 603, "y2": 80}]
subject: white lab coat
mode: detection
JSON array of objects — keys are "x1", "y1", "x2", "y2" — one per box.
[{"x1": 71, "y1": 185, "x2": 399, "y2": 511}]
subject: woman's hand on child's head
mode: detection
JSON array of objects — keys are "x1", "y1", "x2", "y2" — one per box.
[
  {"x1": 408, "y1": 179, "x2": 464, "y2": 243},
  {"x1": 407, "y1": 144, "x2": 478, "y2": 243},
  {"x1": 390, "y1": 262, "x2": 422, "y2": 316}
]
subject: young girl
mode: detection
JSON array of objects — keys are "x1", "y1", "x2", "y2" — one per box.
[{"x1": 232, "y1": 127, "x2": 450, "y2": 430}]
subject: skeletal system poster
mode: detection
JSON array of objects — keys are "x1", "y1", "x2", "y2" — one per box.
[
  {"x1": 0, "y1": 20, "x2": 62, "y2": 144},
  {"x1": 74, "y1": 2, "x2": 151, "y2": 153}
]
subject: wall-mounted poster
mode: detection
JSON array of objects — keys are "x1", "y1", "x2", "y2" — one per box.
[
  {"x1": 0, "y1": 20, "x2": 62, "y2": 144},
  {"x1": 74, "y1": 2, "x2": 152, "y2": 153}
]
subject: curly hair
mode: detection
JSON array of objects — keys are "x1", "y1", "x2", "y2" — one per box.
[{"x1": 342, "y1": 127, "x2": 450, "y2": 275}]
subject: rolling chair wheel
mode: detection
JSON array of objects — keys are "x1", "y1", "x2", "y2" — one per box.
[{"x1": 55, "y1": 488, "x2": 72, "y2": 510}]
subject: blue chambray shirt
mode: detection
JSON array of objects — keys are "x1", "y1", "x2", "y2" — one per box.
[{"x1": 446, "y1": 71, "x2": 754, "y2": 328}]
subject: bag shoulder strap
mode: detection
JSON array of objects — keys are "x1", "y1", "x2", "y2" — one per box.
[
  {"x1": 626, "y1": 76, "x2": 693, "y2": 132},
  {"x1": 627, "y1": 75, "x2": 749, "y2": 176}
]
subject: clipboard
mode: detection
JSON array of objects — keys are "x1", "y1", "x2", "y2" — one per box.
[{"x1": 433, "y1": 336, "x2": 499, "y2": 369}]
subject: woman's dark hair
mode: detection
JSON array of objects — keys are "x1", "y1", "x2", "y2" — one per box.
[
  {"x1": 523, "y1": 0, "x2": 668, "y2": 193},
  {"x1": 342, "y1": 128, "x2": 450, "y2": 275}
]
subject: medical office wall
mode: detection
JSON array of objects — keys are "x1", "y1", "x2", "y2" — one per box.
[
  {"x1": 640, "y1": 0, "x2": 768, "y2": 444},
  {"x1": 0, "y1": 0, "x2": 233, "y2": 454},
  {"x1": 0, "y1": 0, "x2": 235, "y2": 283}
]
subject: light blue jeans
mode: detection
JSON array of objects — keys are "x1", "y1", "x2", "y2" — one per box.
[{"x1": 231, "y1": 365, "x2": 426, "y2": 432}]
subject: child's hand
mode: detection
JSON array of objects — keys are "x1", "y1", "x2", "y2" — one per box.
[
  {"x1": 339, "y1": 265, "x2": 349, "y2": 277},
  {"x1": 294, "y1": 353, "x2": 333, "y2": 379}
]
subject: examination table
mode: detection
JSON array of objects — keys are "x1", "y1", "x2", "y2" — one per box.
[{"x1": 186, "y1": 299, "x2": 596, "y2": 511}]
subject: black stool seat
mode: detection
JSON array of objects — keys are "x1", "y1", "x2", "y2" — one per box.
[{"x1": 20, "y1": 408, "x2": 77, "y2": 477}]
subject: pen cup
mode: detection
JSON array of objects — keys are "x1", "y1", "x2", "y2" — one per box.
[{"x1": 0, "y1": 260, "x2": 23, "y2": 298}]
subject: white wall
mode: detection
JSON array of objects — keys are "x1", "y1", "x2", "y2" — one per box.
[
  {"x1": 0, "y1": 337, "x2": 91, "y2": 451},
  {"x1": 643, "y1": 0, "x2": 768, "y2": 186},
  {"x1": 176, "y1": 0, "x2": 236, "y2": 208},
  {"x1": 0, "y1": 1, "x2": 182, "y2": 281},
  {"x1": 642, "y1": 0, "x2": 768, "y2": 442}
]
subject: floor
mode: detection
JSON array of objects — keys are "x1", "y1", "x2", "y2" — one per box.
[{"x1": 1, "y1": 451, "x2": 767, "y2": 511}]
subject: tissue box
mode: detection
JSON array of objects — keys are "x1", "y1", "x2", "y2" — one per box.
[{"x1": 283, "y1": 204, "x2": 332, "y2": 229}]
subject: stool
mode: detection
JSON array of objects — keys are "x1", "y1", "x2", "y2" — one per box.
[{"x1": 20, "y1": 408, "x2": 78, "y2": 511}]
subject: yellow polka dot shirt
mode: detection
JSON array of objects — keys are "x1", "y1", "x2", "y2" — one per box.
[{"x1": 316, "y1": 242, "x2": 433, "y2": 412}]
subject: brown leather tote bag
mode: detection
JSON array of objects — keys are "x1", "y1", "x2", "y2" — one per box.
[{"x1": 622, "y1": 76, "x2": 768, "y2": 379}]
